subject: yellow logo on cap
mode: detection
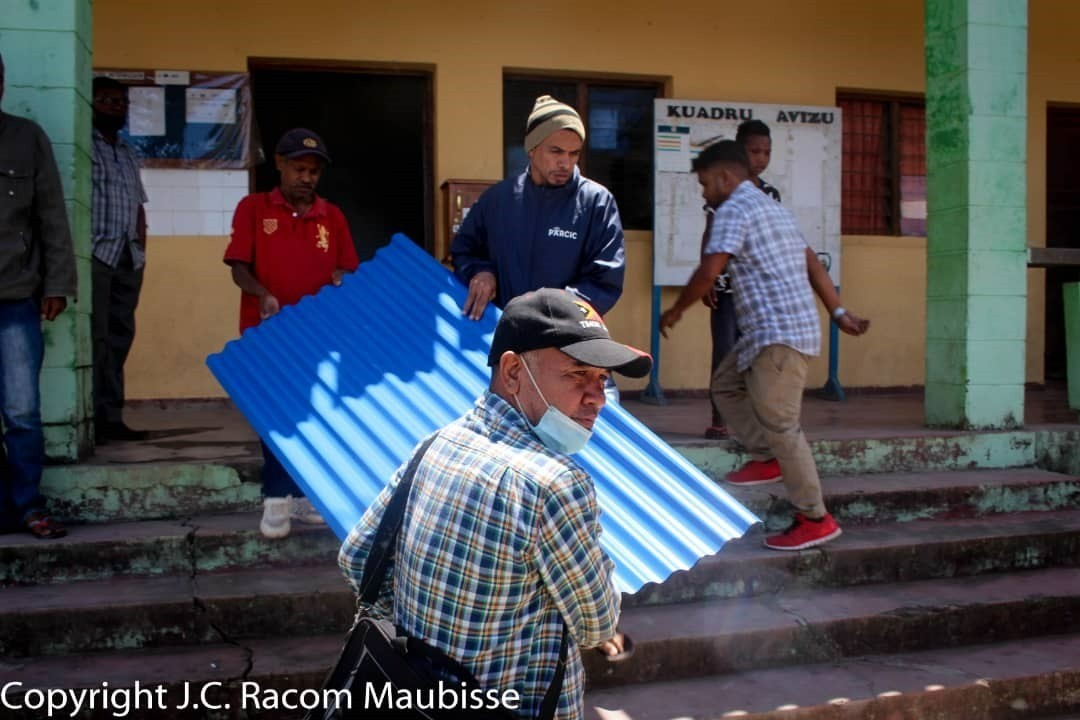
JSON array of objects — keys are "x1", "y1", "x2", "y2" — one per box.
[
  {"x1": 574, "y1": 301, "x2": 601, "y2": 321},
  {"x1": 303, "y1": 138, "x2": 318, "y2": 148},
  {"x1": 573, "y1": 301, "x2": 606, "y2": 330}
]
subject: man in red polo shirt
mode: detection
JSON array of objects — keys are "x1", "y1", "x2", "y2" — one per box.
[{"x1": 223, "y1": 127, "x2": 360, "y2": 539}]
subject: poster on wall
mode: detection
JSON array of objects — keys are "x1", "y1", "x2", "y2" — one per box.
[
  {"x1": 94, "y1": 68, "x2": 252, "y2": 169},
  {"x1": 653, "y1": 99, "x2": 842, "y2": 286}
]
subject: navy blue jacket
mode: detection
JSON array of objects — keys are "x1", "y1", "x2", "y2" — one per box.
[{"x1": 451, "y1": 167, "x2": 625, "y2": 315}]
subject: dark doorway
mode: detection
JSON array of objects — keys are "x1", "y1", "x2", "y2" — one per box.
[
  {"x1": 248, "y1": 61, "x2": 433, "y2": 262},
  {"x1": 1045, "y1": 106, "x2": 1080, "y2": 380}
]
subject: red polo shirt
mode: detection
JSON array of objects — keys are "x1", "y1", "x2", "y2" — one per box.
[{"x1": 224, "y1": 188, "x2": 360, "y2": 333}]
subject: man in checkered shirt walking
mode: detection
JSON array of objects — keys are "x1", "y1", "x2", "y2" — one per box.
[
  {"x1": 660, "y1": 140, "x2": 869, "y2": 551},
  {"x1": 340, "y1": 289, "x2": 648, "y2": 718}
]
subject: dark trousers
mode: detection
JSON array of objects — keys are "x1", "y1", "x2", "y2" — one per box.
[
  {"x1": 92, "y1": 248, "x2": 144, "y2": 426},
  {"x1": 709, "y1": 293, "x2": 738, "y2": 426},
  {"x1": 260, "y1": 441, "x2": 304, "y2": 498}
]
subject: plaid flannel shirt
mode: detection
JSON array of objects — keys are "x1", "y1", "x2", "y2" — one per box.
[
  {"x1": 708, "y1": 178, "x2": 781, "y2": 294},
  {"x1": 91, "y1": 129, "x2": 147, "y2": 269},
  {"x1": 705, "y1": 180, "x2": 820, "y2": 371},
  {"x1": 339, "y1": 391, "x2": 619, "y2": 720}
]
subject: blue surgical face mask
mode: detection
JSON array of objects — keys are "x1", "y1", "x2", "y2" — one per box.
[{"x1": 514, "y1": 358, "x2": 593, "y2": 455}]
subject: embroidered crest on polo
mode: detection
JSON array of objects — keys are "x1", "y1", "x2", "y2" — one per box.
[
  {"x1": 263, "y1": 218, "x2": 278, "y2": 235},
  {"x1": 316, "y1": 224, "x2": 330, "y2": 252}
]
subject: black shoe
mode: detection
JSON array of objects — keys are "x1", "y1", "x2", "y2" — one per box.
[{"x1": 102, "y1": 422, "x2": 149, "y2": 442}]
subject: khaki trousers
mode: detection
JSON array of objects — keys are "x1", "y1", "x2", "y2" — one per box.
[{"x1": 711, "y1": 344, "x2": 826, "y2": 518}]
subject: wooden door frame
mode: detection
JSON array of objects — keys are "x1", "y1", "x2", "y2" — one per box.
[
  {"x1": 1044, "y1": 104, "x2": 1080, "y2": 379},
  {"x1": 247, "y1": 57, "x2": 436, "y2": 254}
]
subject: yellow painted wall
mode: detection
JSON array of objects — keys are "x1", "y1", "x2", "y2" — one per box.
[
  {"x1": 132, "y1": 238, "x2": 239, "y2": 398},
  {"x1": 93, "y1": 0, "x2": 1076, "y2": 399}
]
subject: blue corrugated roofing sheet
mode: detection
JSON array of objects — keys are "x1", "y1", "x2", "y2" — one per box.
[{"x1": 207, "y1": 234, "x2": 758, "y2": 593}]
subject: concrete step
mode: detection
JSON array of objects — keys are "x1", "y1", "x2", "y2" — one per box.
[
  {"x1": 584, "y1": 632, "x2": 1080, "y2": 720},
  {"x1": 727, "y1": 467, "x2": 1080, "y2": 530},
  {"x1": 679, "y1": 426, "x2": 1080, "y2": 478},
  {"x1": 6, "y1": 541, "x2": 1080, "y2": 675},
  {"x1": 4, "y1": 629, "x2": 1079, "y2": 720},
  {"x1": 0, "y1": 512, "x2": 339, "y2": 586},
  {"x1": 581, "y1": 565, "x2": 1080, "y2": 689},
  {"x1": 0, "y1": 564, "x2": 354, "y2": 657},
  {"x1": 629, "y1": 509, "x2": 1080, "y2": 606},
  {"x1": 42, "y1": 460, "x2": 262, "y2": 524},
  {"x1": 1, "y1": 634, "x2": 337, "y2": 720},
  {"x1": 37, "y1": 428, "x2": 1080, "y2": 526},
  {"x1": 4, "y1": 502, "x2": 1078, "y2": 608},
  {"x1": 11, "y1": 468, "x2": 1077, "y2": 587},
  {"x1": 4, "y1": 509, "x2": 1080, "y2": 631}
]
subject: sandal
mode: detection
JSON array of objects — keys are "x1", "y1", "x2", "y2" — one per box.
[{"x1": 25, "y1": 512, "x2": 67, "y2": 540}]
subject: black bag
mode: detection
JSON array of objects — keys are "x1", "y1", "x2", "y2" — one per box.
[{"x1": 306, "y1": 435, "x2": 568, "y2": 720}]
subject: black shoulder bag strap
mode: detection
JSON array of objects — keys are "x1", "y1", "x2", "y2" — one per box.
[
  {"x1": 355, "y1": 432, "x2": 571, "y2": 720},
  {"x1": 356, "y1": 434, "x2": 438, "y2": 604},
  {"x1": 537, "y1": 623, "x2": 570, "y2": 720}
]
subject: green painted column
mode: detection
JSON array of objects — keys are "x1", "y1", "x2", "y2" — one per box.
[
  {"x1": 0, "y1": 1, "x2": 93, "y2": 460},
  {"x1": 925, "y1": 0, "x2": 1028, "y2": 429}
]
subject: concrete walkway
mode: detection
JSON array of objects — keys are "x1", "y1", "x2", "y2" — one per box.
[
  {"x1": 88, "y1": 385, "x2": 1078, "y2": 466},
  {"x1": 625, "y1": 384, "x2": 1078, "y2": 443}
]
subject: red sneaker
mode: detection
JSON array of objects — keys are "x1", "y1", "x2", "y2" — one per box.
[
  {"x1": 725, "y1": 459, "x2": 782, "y2": 486},
  {"x1": 764, "y1": 512, "x2": 842, "y2": 551}
]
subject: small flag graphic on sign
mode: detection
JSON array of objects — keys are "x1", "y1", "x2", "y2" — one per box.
[{"x1": 657, "y1": 125, "x2": 690, "y2": 151}]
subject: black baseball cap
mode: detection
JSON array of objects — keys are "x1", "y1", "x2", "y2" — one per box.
[
  {"x1": 275, "y1": 128, "x2": 331, "y2": 163},
  {"x1": 488, "y1": 289, "x2": 653, "y2": 378}
]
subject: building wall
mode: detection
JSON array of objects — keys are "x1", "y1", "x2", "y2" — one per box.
[{"x1": 91, "y1": 0, "x2": 1077, "y2": 399}]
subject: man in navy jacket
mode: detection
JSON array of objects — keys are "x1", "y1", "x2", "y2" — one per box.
[{"x1": 451, "y1": 95, "x2": 625, "y2": 321}]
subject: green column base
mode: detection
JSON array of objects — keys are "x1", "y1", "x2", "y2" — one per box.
[{"x1": 1065, "y1": 282, "x2": 1080, "y2": 411}]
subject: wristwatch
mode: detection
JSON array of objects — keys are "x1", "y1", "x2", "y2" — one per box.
[{"x1": 832, "y1": 307, "x2": 847, "y2": 320}]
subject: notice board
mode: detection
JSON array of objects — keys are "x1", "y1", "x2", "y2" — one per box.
[
  {"x1": 653, "y1": 99, "x2": 842, "y2": 286},
  {"x1": 94, "y1": 69, "x2": 252, "y2": 169}
]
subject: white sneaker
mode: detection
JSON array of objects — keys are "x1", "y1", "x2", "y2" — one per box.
[
  {"x1": 291, "y1": 496, "x2": 326, "y2": 525},
  {"x1": 260, "y1": 496, "x2": 291, "y2": 539}
]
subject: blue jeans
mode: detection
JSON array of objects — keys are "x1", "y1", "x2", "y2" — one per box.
[
  {"x1": 0, "y1": 298, "x2": 46, "y2": 526},
  {"x1": 260, "y1": 441, "x2": 304, "y2": 498}
]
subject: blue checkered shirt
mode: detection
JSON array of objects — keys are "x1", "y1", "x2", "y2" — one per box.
[
  {"x1": 92, "y1": 129, "x2": 147, "y2": 269},
  {"x1": 705, "y1": 180, "x2": 820, "y2": 371},
  {"x1": 339, "y1": 391, "x2": 619, "y2": 719}
]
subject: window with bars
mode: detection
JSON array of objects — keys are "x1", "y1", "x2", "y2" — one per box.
[
  {"x1": 838, "y1": 94, "x2": 926, "y2": 236},
  {"x1": 503, "y1": 74, "x2": 661, "y2": 230}
]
